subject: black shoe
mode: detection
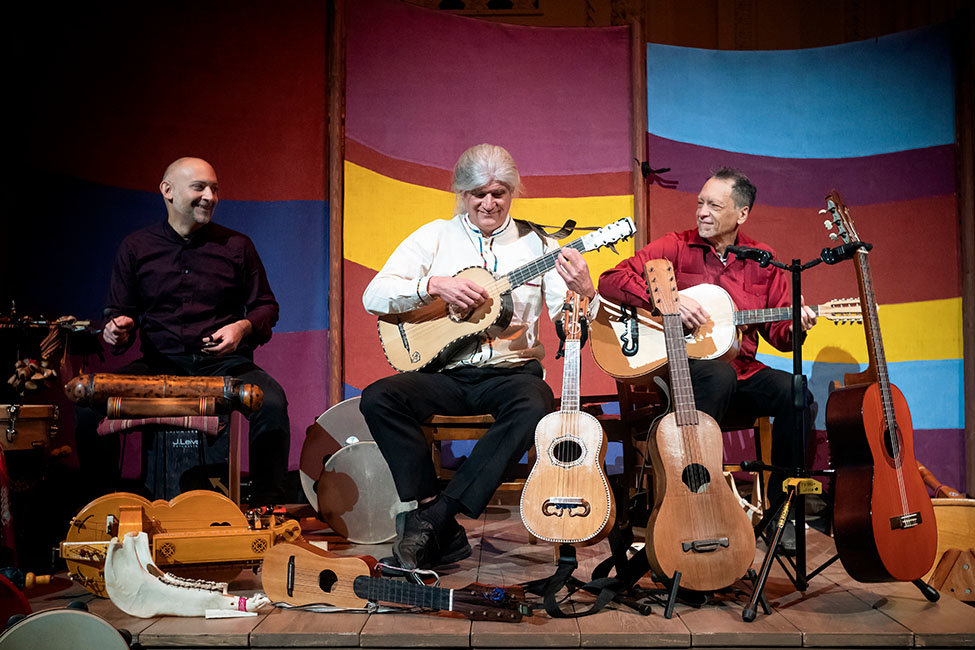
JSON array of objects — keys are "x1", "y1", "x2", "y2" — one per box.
[
  {"x1": 437, "y1": 518, "x2": 472, "y2": 565},
  {"x1": 392, "y1": 509, "x2": 440, "y2": 570}
]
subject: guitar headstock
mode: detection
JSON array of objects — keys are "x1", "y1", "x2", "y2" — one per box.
[
  {"x1": 562, "y1": 291, "x2": 589, "y2": 342},
  {"x1": 822, "y1": 190, "x2": 860, "y2": 245},
  {"x1": 580, "y1": 217, "x2": 636, "y2": 252},
  {"x1": 644, "y1": 259, "x2": 679, "y2": 316},
  {"x1": 452, "y1": 583, "x2": 531, "y2": 622},
  {"x1": 819, "y1": 297, "x2": 863, "y2": 325}
]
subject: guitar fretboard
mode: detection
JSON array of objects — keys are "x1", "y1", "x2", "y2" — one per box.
[
  {"x1": 661, "y1": 313, "x2": 699, "y2": 427},
  {"x1": 734, "y1": 304, "x2": 822, "y2": 325},
  {"x1": 506, "y1": 239, "x2": 587, "y2": 289},
  {"x1": 560, "y1": 339, "x2": 581, "y2": 413},
  {"x1": 352, "y1": 576, "x2": 451, "y2": 611}
]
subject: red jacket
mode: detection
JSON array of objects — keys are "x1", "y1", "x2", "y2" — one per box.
[{"x1": 598, "y1": 228, "x2": 794, "y2": 380}]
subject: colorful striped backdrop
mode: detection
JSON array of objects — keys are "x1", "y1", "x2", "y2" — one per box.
[
  {"x1": 344, "y1": 0, "x2": 635, "y2": 424},
  {"x1": 646, "y1": 25, "x2": 963, "y2": 489}
]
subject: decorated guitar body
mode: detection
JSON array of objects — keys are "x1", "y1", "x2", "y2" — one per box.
[
  {"x1": 590, "y1": 286, "x2": 861, "y2": 382},
  {"x1": 521, "y1": 293, "x2": 615, "y2": 544},
  {"x1": 643, "y1": 260, "x2": 754, "y2": 592},
  {"x1": 377, "y1": 217, "x2": 635, "y2": 372},
  {"x1": 823, "y1": 191, "x2": 937, "y2": 583}
]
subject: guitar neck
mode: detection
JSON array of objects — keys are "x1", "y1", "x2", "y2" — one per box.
[
  {"x1": 560, "y1": 340, "x2": 580, "y2": 413},
  {"x1": 661, "y1": 313, "x2": 699, "y2": 426},
  {"x1": 734, "y1": 304, "x2": 822, "y2": 325},
  {"x1": 504, "y1": 239, "x2": 586, "y2": 291},
  {"x1": 853, "y1": 250, "x2": 896, "y2": 422},
  {"x1": 353, "y1": 575, "x2": 452, "y2": 611}
]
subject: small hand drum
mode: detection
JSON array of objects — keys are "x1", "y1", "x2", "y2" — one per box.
[
  {"x1": 317, "y1": 441, "x2": 412, "y2": 544},
  {"x1": 0, "y1": 607, "x2": 130, "y2": 650},
  {"x1": 302, "y1": 397, "x2": 412, "y2": 544}
]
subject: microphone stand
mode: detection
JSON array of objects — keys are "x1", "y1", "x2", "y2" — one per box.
[{"x1": 731, "y1": 241, "x2": 867, "y2": 621}]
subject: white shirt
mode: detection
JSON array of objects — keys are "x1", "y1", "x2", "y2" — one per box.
[{"x1": 363, "y1": 213, "x2": 588, "y2": 369}]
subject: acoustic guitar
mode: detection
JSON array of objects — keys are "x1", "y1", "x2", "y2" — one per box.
[
  {"x1": 377, "y1": 217, "x2": 635, "y2": 372},
  {"x1": 823, "y1": 190, "x2": 937, "y2": 583},
  {"x1": 643, "y1": 260, "x2": 754, "y2": 591},
  {"x1": 261, "y1": 540, "x2": 530, "y2": 621},
  {"x1": 520, "y1": 292, "x2": 615, "y2": 544},
  {"x1": 590, "y1": 286, "x2": 861, "y2": 382}
]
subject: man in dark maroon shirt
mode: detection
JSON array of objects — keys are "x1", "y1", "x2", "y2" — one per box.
[
  {"x1": 77, "y1": 157, "x2": 290, "y2": 506},
  {"x1": 598, "y1": 167, "x2": 816, "y2": 553}
]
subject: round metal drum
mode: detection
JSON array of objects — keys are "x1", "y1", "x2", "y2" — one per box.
[
  {"x1": 300, "y1": 396, "x2": 372, "y2": 511},
  {"x1": 316, "y1": 441, "x2": 412, "y2": 544},
  {"x1": 0, "y1": 608, "x2": 129, "y2": 650}
]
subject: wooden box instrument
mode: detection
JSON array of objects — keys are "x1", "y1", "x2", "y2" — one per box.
[
  {"x1": 0, "y1": 404, "x2": 58, "y2": 451},
  {"x1": 59, "y1": 490, "x2": 301, "y2": 597}
]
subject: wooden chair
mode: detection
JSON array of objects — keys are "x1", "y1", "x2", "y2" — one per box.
[{"x1": 421, "y1": 393, "x2": 635, "y2": 497}]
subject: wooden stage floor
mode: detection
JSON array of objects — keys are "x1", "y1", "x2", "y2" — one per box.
[{"x1": 29, "y1": 505, "x2": 975, "y2": 649}]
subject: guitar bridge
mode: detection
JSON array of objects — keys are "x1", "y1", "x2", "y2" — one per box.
[
  {"x1": 681, "y1": 537, "x2": 730, "y2": 553},
  {"x1": 890, "y1": 512, "x2": 922, "y2": 530},
  {"x1": 542, "y1": 497, "x2": 591, "y2": 517}
]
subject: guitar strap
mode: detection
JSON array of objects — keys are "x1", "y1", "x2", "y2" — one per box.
[{"x1": 514, "y1": 218, "x2": 579, "y2": 240}]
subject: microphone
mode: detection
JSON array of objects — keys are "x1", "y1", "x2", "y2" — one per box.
[
  {"x1": 820, "y1": 241, "x2": 872, "y2": 265},
  {"x1": 726, "y1": 245, "x2": 773, "y2": 267}
]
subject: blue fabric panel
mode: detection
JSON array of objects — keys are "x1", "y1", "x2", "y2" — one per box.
[{"x1": 647, "y1": 25, "x2": 954, "y2": 158}]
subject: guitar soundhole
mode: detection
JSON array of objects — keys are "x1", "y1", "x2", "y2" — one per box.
[
  {"x1": 319, "y1": 569, "x2": 338, "y2": 593},
  {"x1": 681, "y1": 463, "x2": 711, "y2": 493},
  {"x1": 552, "y1": 439, "x2": 583, "y2": 465},
  {"x1": 883, "y1": 425, "x2": 903, "y2": 467}
]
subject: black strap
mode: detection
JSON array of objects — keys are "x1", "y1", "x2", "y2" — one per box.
[
  {"x1": 515, "y1": 218, "x2": 579, "y2": 240},
  {"x1": 521, "y1": 529, "x2": 652, "y2": 618}
]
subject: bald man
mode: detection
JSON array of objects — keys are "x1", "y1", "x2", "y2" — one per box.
[{"x1": 77, "y1": 157, "x2": 290, "y2": 506}]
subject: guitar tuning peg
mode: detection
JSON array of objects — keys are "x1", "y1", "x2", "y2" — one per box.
[
  {"x1": 824, "y1": 220, "x2": 833, "y2": 229},
  {"x1": 829, "y1": 233, "x2": 839, "y2": 241}
]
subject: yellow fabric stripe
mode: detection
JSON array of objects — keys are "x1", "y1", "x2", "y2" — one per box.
[
  {"x1": 758, "y1": 297, "x2": 962, "y2": 363},
  {"x1": 344, "y1": 161, "x2": 635, "y2": 281}
]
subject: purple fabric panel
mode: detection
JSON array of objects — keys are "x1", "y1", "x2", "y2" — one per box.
[
  {"x1": 253, "y1": 329, "x2": 329, "y2": 471},
  {"x1": 646, "y1": 134, "x2": 955, "y2": 208},
  {"x1": 347, "y1": 0, "x2": 631, "y2": 176},
  {"x1": 914, "y1": 428, "x2": 967, "y2": 496}
]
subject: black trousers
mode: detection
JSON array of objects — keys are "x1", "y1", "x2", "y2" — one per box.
[
  {"x1": 359, "y1": 360, "x2": 553, "y2": 518},
  {"x1": 74, "y1": 352, "x2": 290, "y2": 506},
  {"x1": 687, "y1": 360, "x2": 812, "y2": 506}
]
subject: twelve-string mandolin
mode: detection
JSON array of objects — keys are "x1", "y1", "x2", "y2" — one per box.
[{"x1": 377, "y1": 217, "x2": 635, "y2": 372}]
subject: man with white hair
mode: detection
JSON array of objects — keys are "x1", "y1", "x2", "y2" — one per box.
[{"x1": 360, "y1": 144, "x2": 596, "y2": 570}]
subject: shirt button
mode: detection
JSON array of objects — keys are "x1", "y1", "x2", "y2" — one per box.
[{"x1": 183, "y1": 269, "x2": 190, "y2": 274}]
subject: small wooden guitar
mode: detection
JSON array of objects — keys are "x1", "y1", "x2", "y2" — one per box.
[
  {"x1": 823, "y1": 190, "x2": 937, "y2": 583},
  {"x1": 521, "y1": 292, "x2": 615, "y2": 544},
  {"x1": 643, "y1": 260, "x2": 754, "y2": 591},
  {"x1": 377, "y1": 217, "x2": 635, "y2": 372},
  {"x1": 261, "y1": 541, "x2": 530, "y2": 621},
  {"x1": 591, "y1": 286, "x2": 861, "y2": 382}
]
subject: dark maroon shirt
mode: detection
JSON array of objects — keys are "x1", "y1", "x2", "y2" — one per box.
[
  {"x1": 106, "y1": 220, "x2": 279, "y2": 357},
  {"x1": 598, "y1": 228, "x2": 793, "y2": 380}
]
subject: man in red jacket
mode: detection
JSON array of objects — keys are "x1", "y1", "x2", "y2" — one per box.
[{"x1": 598, "y1": 167, "x2": 816, "y2": 553}]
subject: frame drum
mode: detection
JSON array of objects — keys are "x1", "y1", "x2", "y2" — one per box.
[
  {"x1": 1, "y1": 404, "x2": 58, "y2": 451},
  {"x1": 300, "y1": 396, "x2": 372, "y2": 511},
  {"x1": 316, "y1": 441, "x2": 412, "y2": 545},
  {"x1": 0, "y1": 608, "x2": 130, "y2": 649}
]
